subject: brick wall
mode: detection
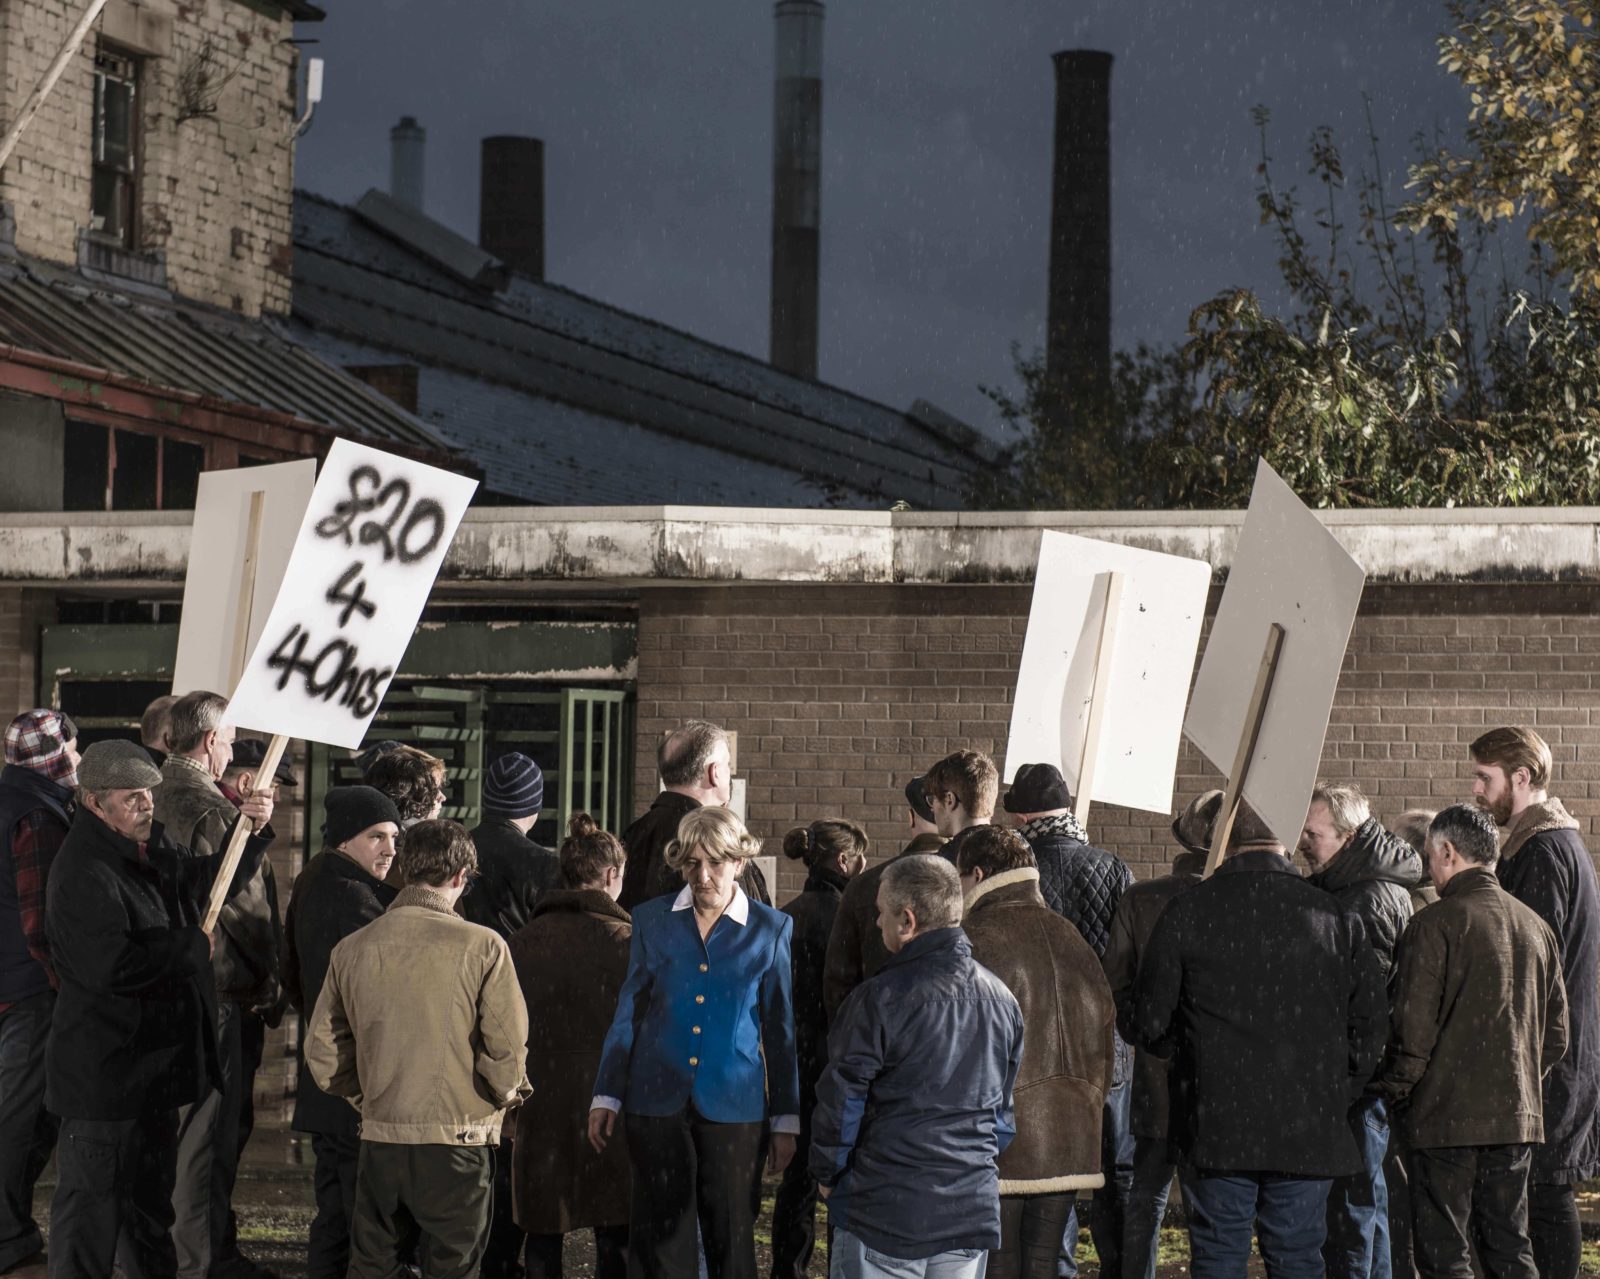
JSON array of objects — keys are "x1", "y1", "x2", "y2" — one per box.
[
  {"x1": 0, "y1": 0, "x2": 298, "y2": 316},
  {"x1": 0, "y1": 587, "x2": 53, "y2": 720},
  {"x1": 634, "y1": 585, "x2": 1600, "y2": 903}
]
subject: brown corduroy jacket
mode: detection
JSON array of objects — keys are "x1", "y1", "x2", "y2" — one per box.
[
  {"x1": 962, "y1": 867, "x2": 1115, "y2": 1193},
  {"x1": 1374, "y1": 864, "x2": 1568, "y2": 1149}
]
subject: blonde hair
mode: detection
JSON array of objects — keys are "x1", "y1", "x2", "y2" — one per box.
[{"x1": 665, "y1": 806, "x2": 761, "y2": 872}]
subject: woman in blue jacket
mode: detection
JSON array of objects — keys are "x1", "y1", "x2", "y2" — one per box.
[{"x1": 588, "y1": 806, "x2": 801, "y2": 1279}]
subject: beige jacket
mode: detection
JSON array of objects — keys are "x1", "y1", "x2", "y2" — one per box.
[{"x1": 306, "y1": 884, "x2": 531, "y2": 1145}]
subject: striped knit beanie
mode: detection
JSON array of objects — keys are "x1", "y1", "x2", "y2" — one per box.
[{"x1": 483, "y1": 752, "x2": 544, "y2": 820}]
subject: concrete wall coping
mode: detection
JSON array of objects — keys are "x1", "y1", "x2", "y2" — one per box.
[{"x1": 0, "y1": 504, "x2": 1597, "y2": 586}]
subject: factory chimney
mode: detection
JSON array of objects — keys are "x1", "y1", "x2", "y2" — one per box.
[
  {"x1": 479, "y1": 136, "x2": 545, "y2": 280},
  {"x1": 390, "y1": 116, "x2": 426, "y2": 211},
  {"x1": 1047, "y1": 51, "x2": 1112, "y2": 411},
  {"x1": 770, "y1": 0, "x2": 823, "y2": 379}
]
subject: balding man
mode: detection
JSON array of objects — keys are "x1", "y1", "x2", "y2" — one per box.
[{"x1": 618, "y1": 720, "x2": 769, "y2": 909}]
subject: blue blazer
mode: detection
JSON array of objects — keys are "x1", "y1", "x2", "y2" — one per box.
[{"x1": 595, "y1": 887, "x2": 800, "y2": 1123}]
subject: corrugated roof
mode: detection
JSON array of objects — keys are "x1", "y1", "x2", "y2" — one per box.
[
  {"x1": 290, "y1": 190, "x2": 987, "y2": 508},
  {"x1": 0, "y1": 255, "x2": 446, "y2": 451}
]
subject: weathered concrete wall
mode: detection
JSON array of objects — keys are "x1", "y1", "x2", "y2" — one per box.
[
  {"x1": 0, "y1": 394, "x2": 63, "y2": 511},
  {"x1": 634, "y1": 584, "x2": 1600, "y2": 901},
  {"x1": 0, "y1": 0, "x2": 298, "y2": 316}
]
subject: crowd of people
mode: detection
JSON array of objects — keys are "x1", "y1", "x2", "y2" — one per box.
[{"x1": 0, "y1": 702, "x2": 1594, "y2": 1279}]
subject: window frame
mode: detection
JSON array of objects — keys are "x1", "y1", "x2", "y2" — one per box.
[{"x1": 89, "y1": 45, "x2": 142, "y2": 250}]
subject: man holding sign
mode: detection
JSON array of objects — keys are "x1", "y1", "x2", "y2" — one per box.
[{"x1": 44, "y1": 741, "x2": 274, "y2": 1279}]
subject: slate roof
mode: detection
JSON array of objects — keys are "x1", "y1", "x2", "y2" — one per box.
[
  {"x1": 290, "y1": 189, "x2": 986, "y2": 508},
  {"x1": 0, "y1": 253, "x2": 446, "y2": 451}
]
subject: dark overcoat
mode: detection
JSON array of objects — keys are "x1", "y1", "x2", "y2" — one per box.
[
  {"x1": 464, "y1": 818, "x2": 560, "y2": 941},
  {"x1": 281, "y1": 847, "x2": 396, "y2": 1136},
  {"x1": 45, "y1": 809, "x2": 268, "y2": 1119},
  {"x1": 507, "y1": 887, "x2": 633, "y2": 1232},
  {"x1": 1131, "y1": 849, "x2": 1387, "y2": 1177}
]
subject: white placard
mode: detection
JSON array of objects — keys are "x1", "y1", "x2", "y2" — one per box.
[
  {"x1": 1006, "y1": 531, "x2": 1211, "y2": 815},
  {"x1": 1183, "y1": 459, "x2": 1366, "y2": 848},
  {"x1": 225, "y1": 440, "x2": 477, "y2": 748},
  {"x1": 171, "y1": 460, "x2": 316, "y2": 698}
]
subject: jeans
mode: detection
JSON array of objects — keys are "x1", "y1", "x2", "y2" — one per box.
[
  {"x1": 1527, "y1": 1181, "x2": 1581, "y2": 1279},
  {"x1": 830, "y1": 1229, "x2": 988, "y2": 1279},
  {"x1": 1407, "y1": 1143, "x2": 1534, "y2": 1279},
  {"x1": 993, "y1": 1195, "x2": 1075, "y2": 1279},
  {"x1": 1180, "y1": 1169, "x2": 1332, "y2": 1279},
  {"x1": 1059, "y1": 1075, "x2": 1134, "y2": 1278},
  {"x1": 49, "y1": 1109, "x2": 180, "y2": 1279},
  {"x1": 1324, "y1": 1098, "x2": 1391, "y2": 1279},
  {"x1": 1121, "y1": 1135, "x2": 1175, "y2": 1279},
  {"x1": 0, "y1": 992, "x2": 56, "y2": 1271}
]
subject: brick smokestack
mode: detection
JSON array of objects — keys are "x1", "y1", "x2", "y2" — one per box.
[
  {"x1": 479, "y1": 136, "x2": 545, "y2": 280},
  {"x1": 1047, "y1": 51, "x2": 1112, "y2": 408},
  {"x1": 389, "y1": 116, "x2": 426, "y2": 211},
  {"x1": 770, "y1": 0, "x2": 823, "y2": 380}
]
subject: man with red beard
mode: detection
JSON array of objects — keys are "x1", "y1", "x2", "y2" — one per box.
[{"x1": 1468, "y1": 726, "x2": 1600, "y2": 1279}]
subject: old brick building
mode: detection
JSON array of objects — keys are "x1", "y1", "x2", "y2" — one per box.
[{"x1": 0, "y1": 0, "x2": 456, "y2": 510}]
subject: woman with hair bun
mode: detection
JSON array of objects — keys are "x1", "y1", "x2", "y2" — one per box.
[
  {"x1": 588, "y1": 806, "x2": 801, "y2": 1279},
  {"x1": 772, "y1": 820, "x2": 868, "y2": 1279},
  {"x1": 508, "y1": 813, "x2": 633, "y2": 1279}
]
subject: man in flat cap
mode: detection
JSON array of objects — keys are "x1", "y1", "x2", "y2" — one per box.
[{"x1": 44, "y1": 739, "x2": 274, "y2": 1279}]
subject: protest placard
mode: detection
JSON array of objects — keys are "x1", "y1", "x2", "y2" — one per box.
[
  {"x1": 224, "y1": 439, "x2": 478, "y2": 749},
  {"x1": 171, "y1": 459, "x2": 316, "y2": 697},
  {"x1": 1006, "y1": 531, "x2": 1210, "y2": 817},
  {"x1": 1183, "y1": 459, "x2": 1366, "y2": 854}
]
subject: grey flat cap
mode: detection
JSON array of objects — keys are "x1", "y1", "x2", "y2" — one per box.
[{"x1": 78, "y1": 739, "x2": 163, "y2": 791}]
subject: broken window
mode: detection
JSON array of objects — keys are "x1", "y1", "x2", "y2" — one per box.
[{"x1": 90, "y1": 48, "x2": 140, "y2": 248}]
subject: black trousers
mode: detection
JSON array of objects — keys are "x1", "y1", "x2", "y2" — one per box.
[
  {"x1": 307, "y1": 1130, "x2": 362, "y2": 1279},
  {"x1": 1408, "y1": 1144, "x2": 1535, "y2": 1279},
  {"x1": 218, "y1": 1008, "x2": 268, "y2": 1268},
  {"x1": 1385, "y1": 1138, "x2": 1415, "y2": 1279},
  {"x1": 525, "y1": 1227, "x2": 628, "y2": 1279},
  {"x1": 994, "y1": 1193, "x2": 1076, "y2": 1279},
  {"x1": 479, "y1": 1140, "x2": 525, "y2": 1279},
  {"x1": 350, "y1": 1141, "x2": 493, "y2": 1279},
  {"x1": 1527, "y1": 1181, "x2": 1581, "y2": 1279},
  {"x1": 49, "y1": 1109, "x2": 180, "y2": 1279},
  {"x1": 625, "y1": 1106, "x2": 764, "y2": 1279},
  {"x1": 769, "y1": 1101, "x2": 824, "y2": 1279},
  {"x1": 0, "y1": 991, "x2": 56, "y2": 1272}
]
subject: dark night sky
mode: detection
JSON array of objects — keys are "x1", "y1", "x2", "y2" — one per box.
[{"x1": 293, "y1": 1, "x2": 1470, "y2": 441}]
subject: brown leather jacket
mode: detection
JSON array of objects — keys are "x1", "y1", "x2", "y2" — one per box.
[{"x1": 962, "y1": 867, "x2": 1115, "y2": 1192}]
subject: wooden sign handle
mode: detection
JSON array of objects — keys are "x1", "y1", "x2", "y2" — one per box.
[
  {"x1": 202, "y1": 733, "x2": 288, "y2": 933},
  {"x1": 1204, "y1": 623, "x2": 1286, "y2": 879},
  {"x1": 1073, "y1": 572, "x2": 1125, "y2": 829},
  {"x1": 227, "y1": 491, "x2": 266, "y2": 694}
]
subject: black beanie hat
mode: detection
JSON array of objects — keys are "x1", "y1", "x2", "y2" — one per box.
[{"x1": 324, "y1": 785, "x2": 402, "y2": 847}]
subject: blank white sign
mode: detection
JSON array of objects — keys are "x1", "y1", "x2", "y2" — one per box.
[
  {"x1": 172, "y1": 459, "x2": 316, "y2": 699},
  {"x1": 1183, "y1": 459, "x2": 1366, "y2": 849},
  {"x1": 1006, "y1": 531, "x2": 1211, "y2": 815}
]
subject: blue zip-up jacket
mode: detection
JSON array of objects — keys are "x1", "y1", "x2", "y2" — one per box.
[
  {"x1": 594, "y1": 885, "x2": 799, "y2": 1123},
  {"x1": 810, "y1": 926, "x2": 1024, "y2": 1260}
]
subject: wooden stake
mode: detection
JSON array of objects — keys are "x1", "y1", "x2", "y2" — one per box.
[
  {"x1": 203, "y1": 732, "x2": 287, "y2": 933},
  {"x1": 1073, "y1": 572, "x2": 1124, "y2": 829},
  {"x1": 227, "y1": 491, "x2": 266, "y2": 693},
  {"x1": 0, "y1": 0, "x2": 112, "y2": 170},
  {"x1": 1204, "y1": 623, "x2": 1286, "y2": 879}
]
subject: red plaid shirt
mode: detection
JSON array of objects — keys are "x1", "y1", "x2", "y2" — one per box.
[{"x1": 0, "y1": 808, "x2": 66, "y2": 1012}]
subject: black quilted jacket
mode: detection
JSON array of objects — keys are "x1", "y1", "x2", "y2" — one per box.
[{"x1": 1021, "y1": 824, "x2": 1134, "y2": 958}]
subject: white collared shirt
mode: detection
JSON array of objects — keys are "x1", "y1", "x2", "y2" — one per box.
[{"x1": 670, "y1": 882, "x2": 750, "y2": 925}]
